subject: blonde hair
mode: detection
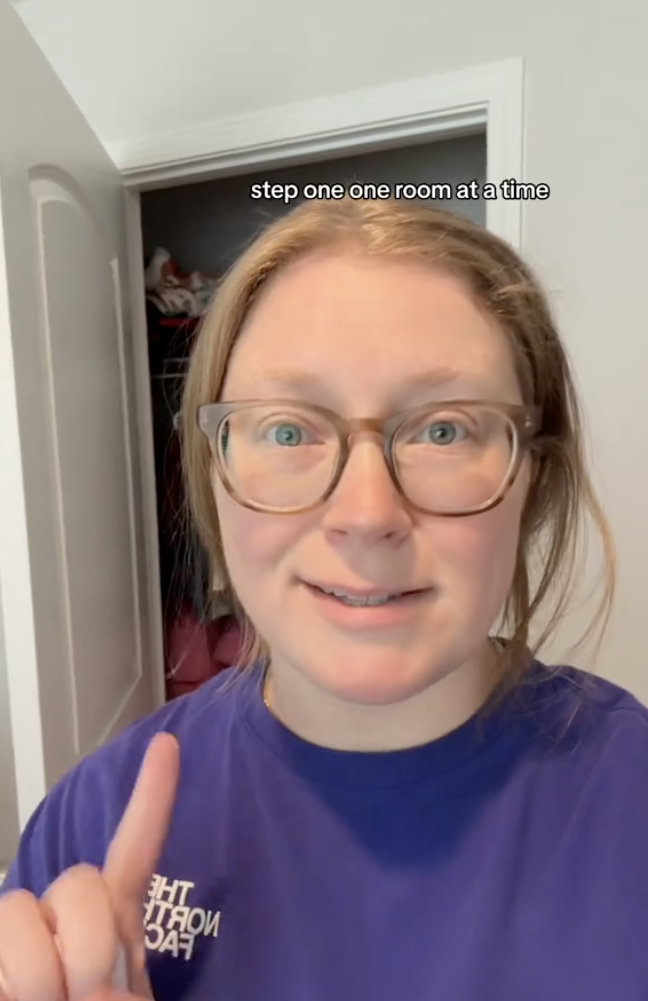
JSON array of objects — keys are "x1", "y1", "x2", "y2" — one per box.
[{"x1": 180, "y1": 197, "x2": 615, "y2": 700}]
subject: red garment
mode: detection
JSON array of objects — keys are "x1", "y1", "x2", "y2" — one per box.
[{"x1": 165, "y1": 611, "x2": 243, "y2": 699}]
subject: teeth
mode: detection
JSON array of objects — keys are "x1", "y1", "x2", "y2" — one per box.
[{"x1": 321, "y1": 588, "x2": 396, "y2": 606}]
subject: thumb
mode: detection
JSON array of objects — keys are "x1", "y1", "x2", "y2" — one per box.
[{"x1": 103, "y1": 733, "x2": 180, "y2": 996}]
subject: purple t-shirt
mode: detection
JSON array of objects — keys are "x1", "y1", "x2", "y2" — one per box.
[{"x1": 3, "y1": 659, "x2": 648, "y2": 1000}]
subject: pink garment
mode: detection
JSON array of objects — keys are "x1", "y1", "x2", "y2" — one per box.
[{"x1": 165, "y1": 611, "x2": 243, "y2": 699}]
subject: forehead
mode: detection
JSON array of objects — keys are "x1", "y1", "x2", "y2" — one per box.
[{"x1": 223, "y1": 251, "x2": 521, "y2": 406}]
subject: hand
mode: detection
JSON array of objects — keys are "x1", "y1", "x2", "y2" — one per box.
[{"x1": 0, "y1": 732, "x2": 180, "y2": 1001}]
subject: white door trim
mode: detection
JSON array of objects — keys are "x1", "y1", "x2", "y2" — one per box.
[
  {"x1": 112, "y1": 57, "x2": 525, "y2": 249},
  {"x1": 124, "y1": 188, "x2": 167, "y2": 710}
]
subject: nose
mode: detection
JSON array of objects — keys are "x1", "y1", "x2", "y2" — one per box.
[{"x1": 319, "y1": 432, "x2": 413, "y2": 540}]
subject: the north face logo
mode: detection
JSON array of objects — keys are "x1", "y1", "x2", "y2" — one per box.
[{"x1": 144, "y1": 873, "x2": 222, "y2": 960}]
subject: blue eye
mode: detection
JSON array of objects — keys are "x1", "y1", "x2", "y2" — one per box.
[
  {"x1": 431, "y1": 422, "x2": 457, "y2": 444},
  {"x1": 424, "y1": 421, "x2": 466, "y2": 445},
  {"x1": 268, "y1": 423, "x2": 303, "y2": 446}
]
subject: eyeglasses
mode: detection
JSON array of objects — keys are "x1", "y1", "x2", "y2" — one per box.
[{"x1": 197, "y1": 399, "x2": 541, "y2": 517}]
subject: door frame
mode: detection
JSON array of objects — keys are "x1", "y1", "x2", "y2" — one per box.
[
  {"x1": 123, "y1": 56, "x2": 525, "y2": 692},
  {"x1": 119, "y1": 57, "x2": 524, "y2": 246}
]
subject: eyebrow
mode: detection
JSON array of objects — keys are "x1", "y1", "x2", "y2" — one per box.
[{"x1": 247, "y1": 366, "x2": 492, "y2": 396}]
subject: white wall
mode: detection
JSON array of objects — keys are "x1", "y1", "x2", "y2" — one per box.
[{"x1": 13, "y1": 0, "x2": 648, "y2": 700}]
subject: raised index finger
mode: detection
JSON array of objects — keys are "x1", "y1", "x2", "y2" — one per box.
[{"x1": 103, "y1": 732, "x2": 180, "y2": 905}]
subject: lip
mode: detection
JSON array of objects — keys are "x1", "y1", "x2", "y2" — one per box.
[
  {"x1": 301, "y1": 580, "x2": 434, "y2": 630},
  {"x1": 302, "y1": 579, "x2": 428, "y2": 598}
]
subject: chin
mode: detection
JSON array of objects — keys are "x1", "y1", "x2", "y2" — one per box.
[{"x1": 305, "y1": 649, "x2": 446, "y2": 707}]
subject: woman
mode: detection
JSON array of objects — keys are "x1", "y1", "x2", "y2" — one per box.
[{"x1": 1, "y1": 197, "x2": 644, "y2": 1001}]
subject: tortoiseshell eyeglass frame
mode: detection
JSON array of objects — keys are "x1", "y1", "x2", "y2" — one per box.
[{"x1": 197, "y1": 399, "x2": 542, "y2": 517}]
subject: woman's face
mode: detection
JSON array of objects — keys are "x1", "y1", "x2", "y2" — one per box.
[{"x1": 216, "y1": 251, "x2": 531, "y2": 713}]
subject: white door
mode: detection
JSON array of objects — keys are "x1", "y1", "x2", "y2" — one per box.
[{"x1": 0, "y1": 2, "x2": 163, "y2": 841}]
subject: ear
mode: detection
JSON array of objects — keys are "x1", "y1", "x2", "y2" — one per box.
[{"x1": 514, "y1": 451, "x2": 538, "y2": 518}]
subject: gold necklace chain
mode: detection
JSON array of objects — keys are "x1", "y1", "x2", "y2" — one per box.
[
  {"x1": 262, "y1": 668, "x2": 271, "y2": 710},
  {"x1": 261, "y1": 638, "x2": 503, "y2": 714}
]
